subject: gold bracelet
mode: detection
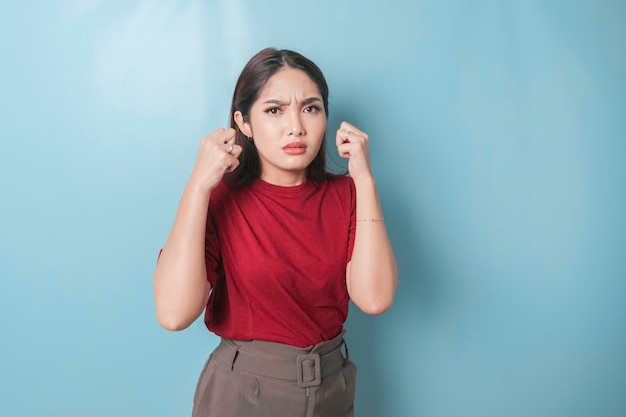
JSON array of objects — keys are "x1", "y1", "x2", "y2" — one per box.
[{"x1": 356, "y1": 217, "x2": 385, "y2": 223}]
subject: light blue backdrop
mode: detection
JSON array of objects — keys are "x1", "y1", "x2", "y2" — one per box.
[{"x1": 1, "y1": 1, "x2": 624, "y2": 416}]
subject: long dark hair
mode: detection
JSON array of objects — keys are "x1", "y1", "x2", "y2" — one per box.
[{"x1": 226, "y1": 48, "x2": 340, "y2": 188}]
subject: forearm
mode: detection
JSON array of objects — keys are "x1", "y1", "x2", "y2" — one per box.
[
  {"x1": 153, "y1": 182, "x2": 212, "y2": 330},
  {"x1": 347, "y1": 177, "x2": 398, "y2": 314}
]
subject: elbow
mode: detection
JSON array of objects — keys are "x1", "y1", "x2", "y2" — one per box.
[
  {"x1": 158, "y1": 320, "x2": 190, "y2": 332},
  {"x1": 349, "y1": 271, "x2": 398, "y2": 315},
  {"x1": 153, "y1": 278, "x2": 209, "y2": 331},
  {"x1": 156, "y1": 310, "x2": 194, "y2": 331},
  {"x1": 352, "y1": 289, "x2": 395, "y2": 315},
  {"x1": 357, "y1": 298, "x2": 394, "y2": 315}
]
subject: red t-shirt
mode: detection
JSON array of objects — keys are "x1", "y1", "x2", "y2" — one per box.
[{"x1": 204, "y1": 176, "x2": 356, "y2": 347}]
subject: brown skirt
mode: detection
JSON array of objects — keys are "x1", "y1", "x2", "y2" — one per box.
[{"x1": 192, "y1": 330, "x2": 356, "y2": 417}]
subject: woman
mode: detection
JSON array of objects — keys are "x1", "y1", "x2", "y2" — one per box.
[{"x1": 154, "y1": 48, "x2": 397, "y2": 417}]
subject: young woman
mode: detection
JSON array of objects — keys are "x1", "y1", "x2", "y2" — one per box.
[{"x1": 153, "y1": 48, "x2": 397, "y2": 417}]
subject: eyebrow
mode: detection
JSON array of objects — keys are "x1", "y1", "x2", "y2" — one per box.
[{"x1": 262, "y1": 97, "x2": 323, "y2": 106}]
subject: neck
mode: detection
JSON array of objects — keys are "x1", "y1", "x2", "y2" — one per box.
[{"x1": 260, "y1": 170, "x2": 307, "y2": 187}]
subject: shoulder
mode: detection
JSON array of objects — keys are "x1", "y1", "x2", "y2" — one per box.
[
  {"x1": 209, "y1": 180, "x2": 228, "y2": 202},
  {"x1": 322, "y1": 174, "x2": 354, "y2": 191},
  {"x1": 310, "y1": 175, "x2": 355, "y2": 210},
  {"x1": 209, "y1": 180, "x2": 241, "y2": 211},
  {"x1": 324, "y1": 175, "x2": 355, "y2": 198}
]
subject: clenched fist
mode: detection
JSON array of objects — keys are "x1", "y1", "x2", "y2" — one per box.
[{"x1": 189, "y1": 128, "x2": 243, "y2": 193}]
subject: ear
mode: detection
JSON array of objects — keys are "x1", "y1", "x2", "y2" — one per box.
[{"x1": 234, "y1": 111, "x2": 252, "y2": 138}]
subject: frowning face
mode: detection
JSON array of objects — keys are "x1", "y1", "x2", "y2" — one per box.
[{"x1": 235, "y1": 68, "x2": 327, "y2": 186}]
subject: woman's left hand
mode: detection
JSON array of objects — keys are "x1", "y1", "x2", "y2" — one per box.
[{"x1": 335, "y1": 122, "x2": 373, "y2": 182}]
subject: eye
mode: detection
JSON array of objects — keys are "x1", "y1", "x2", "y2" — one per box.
[
  {"x1": 265, "y1": 107, "x2": 281, "y2": 115},
  {"x1": 304, "y1": 105, "x2": 321, "y2": 114}
]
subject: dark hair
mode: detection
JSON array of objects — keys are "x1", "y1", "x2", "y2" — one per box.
[{"x1": 226, "y1": 48, "x2": 340, "y2": 187}]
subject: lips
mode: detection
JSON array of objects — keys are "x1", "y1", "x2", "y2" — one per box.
[
  {"x1": 283, "y1": 142, "x2": 306, "y2": 149},
  {"x1": 283, "y1": 142, "x2": 307, "y2": 155}
]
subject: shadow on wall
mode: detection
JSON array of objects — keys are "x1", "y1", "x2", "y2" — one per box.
[
  {"x1": 335, "y1": 98, "x2": 447, "y2": 415},
  {"x1": 329, "y1": 102, "x2": 381, "y2": 417},
  {"x1": 372, "y1": 172, "x2": 446, "y2": 417},
  {"x1": 345, "y1": 181, "x2": 437, "y2": 417},
  {"x1": 332, "y1": 103, "x2": 416, "y2": 417},
  {"x1": 345, "y1": 308, "x2": 378, "y2": 417}
]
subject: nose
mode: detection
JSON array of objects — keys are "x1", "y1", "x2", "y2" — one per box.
[{"x1": 288, "y1": 110, "x2": 304, "y2": 136}]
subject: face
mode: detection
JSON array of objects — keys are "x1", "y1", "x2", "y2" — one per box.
[{"x1": 235, "y1": 68, "x2": 326, "y2": 185}]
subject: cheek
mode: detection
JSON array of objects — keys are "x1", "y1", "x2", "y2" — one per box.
[
  {"x1": 310, "y1": 117, "x2": 327, "y2": 134},
  {"x1": 251, "y1": 119, "x2": 278, "y2": 138}
]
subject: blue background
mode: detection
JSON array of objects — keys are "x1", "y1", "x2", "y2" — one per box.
[{"x1": 1, "y1": 1, "x2": 625, "y2": 416}]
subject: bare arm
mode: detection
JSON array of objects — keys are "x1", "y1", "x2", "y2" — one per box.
[
  {"x1": 153, "y1": 128, "x2": 241, "y2": 330},
  {"x1": 337, "y1": 122, "x2": 398, "y2": 314}
]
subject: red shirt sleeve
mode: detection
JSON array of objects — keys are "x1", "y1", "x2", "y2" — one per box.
[
  {"x1": 346, "y1": 177, "x2": 357, "y2": 263},
  {"x1": 205, "y1": 184, "x2": 224, "y2": 288}
]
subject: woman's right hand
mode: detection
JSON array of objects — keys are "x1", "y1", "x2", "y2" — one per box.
[{"x1": 189, "y1": 128, "x2": 242, "y2": 193}]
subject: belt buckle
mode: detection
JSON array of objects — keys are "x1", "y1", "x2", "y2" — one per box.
[{"x1": 296, "y1": 353, "x2": 321, "y2": 388}]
